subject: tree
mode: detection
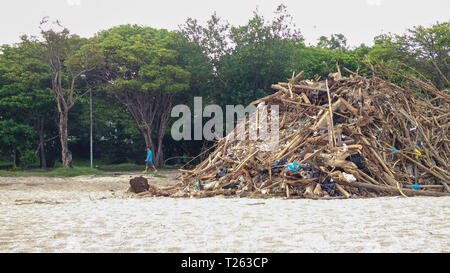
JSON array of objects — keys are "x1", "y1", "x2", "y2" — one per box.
[
  {"x1": 37, "y1": 18, "x2": 104, "y2": 168},
  {"x1": 181, "y1": 4, "x2": 304, "y2": 106},
  {"x1": 369, "y1": 21, "x2": 449, "y2": 89},
  {"x1": 317, "y1": 33, "x2": 348, "y2": 51},
  {"x1": 0, "y1": 120, "x2": 36, "y2": 168},
  {"x1": 0, "y1": 42, "x2": 56, "y2": 168},
  {"x1": 222, "y1": 5, "x2": 303, "y2": 104},
  {"x1": 96, "y1": 25, "x2": 190, "y2": 166}
]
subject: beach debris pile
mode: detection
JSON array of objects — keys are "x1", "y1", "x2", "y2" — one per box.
[{"x1": 154, "y1": 65, "x2": 450, "y2": 199}]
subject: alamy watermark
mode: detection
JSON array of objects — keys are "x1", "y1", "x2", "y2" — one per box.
[{"x1": 171, "y1": 97, "x2": 280, "y2": 151}]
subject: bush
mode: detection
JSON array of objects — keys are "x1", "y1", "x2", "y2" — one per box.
[{"x1": 19, "y1": 150, "x2": 39, "y2": 169}]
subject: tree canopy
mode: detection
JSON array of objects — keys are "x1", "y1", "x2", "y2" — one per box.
[{"x1": 0, "y1": 8, "x2": 448, "y2": 169}]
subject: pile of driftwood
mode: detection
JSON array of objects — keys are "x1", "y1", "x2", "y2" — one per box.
[{"x1": 155, "y1": 65, "x2": 450, "y2": 199}]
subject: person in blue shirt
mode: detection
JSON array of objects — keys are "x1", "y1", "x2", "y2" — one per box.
[{"x1": 144, "y1": 147, "x2": 157, "y2": 174}]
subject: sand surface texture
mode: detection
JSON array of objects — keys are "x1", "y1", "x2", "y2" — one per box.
[{"x1": 0, "y1": 170, "x2": 449, "y2": 252}]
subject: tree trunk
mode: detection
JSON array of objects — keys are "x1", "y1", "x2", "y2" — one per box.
[
  {"x1": 115, "y1": 90, "x2": 171, "y2": 167},
  {"x1": 39, "y1": 118, "x2": 47, "y2": 169},
  {"x1": 153, "y1": 93, "x2": 174, "y2": 166},
  {"x1": 155, "y1": 136, "x2": 164, "y2": 167},
  {"x1": 59, "y1": 110, "x2": 72, "y2": 168},
  {"x1": 12, "y1": 148, "x2": 16, "y2": 168}
]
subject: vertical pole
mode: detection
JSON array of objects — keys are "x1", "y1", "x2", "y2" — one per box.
[{"x1": 90, "y1": 88, "x2": 93, "y2": 168}]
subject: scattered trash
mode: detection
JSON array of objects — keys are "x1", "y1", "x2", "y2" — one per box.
[
  {"x1": 193, "y1": 181, "x2": 201, "y2": 191},
  {"x1": 287, "y1": 162, "x2": 300, "y2": 172},
  {"x1": 271, "y1": 167, "x2": 283, "y2": 174},
  {"x1": 346, "y1": 153, "x2": 366, "y2": 170},
  {"x1": 320, "y1": 178, "x2": 336, "y2": 195},
  {"x1": 273, "y1": 159, "x2": 288, "y2": 167},
  {"x1": 342, "y1": 143, "x2": 348, "y2": 152},
  {"x1": 414, "y1": 148, "x2": 422, "y2": 159},
  {"x1": 343, "y1": 172, "x2": 356, "y2": 182},
  {"x1": 215, "y1": 168, "x2": 228, "y2": 178},
  {"x1": 223, "y1": 181, "x2": 239, "y2": 189}
]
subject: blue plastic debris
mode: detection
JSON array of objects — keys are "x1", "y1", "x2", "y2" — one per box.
[
  {"x1": 392, "y1": 148, "x2": 398, "y2": 153},
  {"x1": 287, "y1": 162, "x2": 300, "y2": 172},
  {"x1": 413, "y1": 184, "x2": 420, "y2": 190}
]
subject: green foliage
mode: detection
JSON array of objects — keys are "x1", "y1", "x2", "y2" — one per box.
[
  {"x1": 181, "y1": 4, "x2": 304, "y2": 106},
  {"x1": 0, "y1": 119, "x2": 37, "y2": 167},
  {"x1": 96, "y1": 25, "x2": 190, "y2": 94},
  {"x1": 172, "y1": 32, "x2": 215, "y2": 101},
  {"x1": 317, "y1": 33, "x2": 348, "y2": 51},
  {"x1": 68, "y1": 92, "x2": 143, "y2": 164},
  {"x1": 0, "y1": 39, "x2": 57, "y2": 168},
  {"x1": 19, "y1": 150, "x2": 39, "y2": 169},
  {"x1": 368, "y1": 21, "x2": 449, "y2": 89},
  {"x1": 0, "y1": 120, "x2": 36, "y2": 150}
]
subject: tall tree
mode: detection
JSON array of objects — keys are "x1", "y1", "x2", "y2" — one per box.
[
  {"x1": 36, "y1": 18, "x2": 103, "y2": 168},
  {"x1": 181, "y1": 4, "x2": 304, "y2": 105},
  {"x1": 96, "y1": 25, "x2": 190, "y2": 166}
]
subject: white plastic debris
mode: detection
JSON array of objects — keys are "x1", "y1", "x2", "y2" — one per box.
[
  {"x1": 342, "y1": 143, "x2": 348, "y2": 152},
  {"x1": 343, "y1": 172, "x2": 356, "y2": 182}
]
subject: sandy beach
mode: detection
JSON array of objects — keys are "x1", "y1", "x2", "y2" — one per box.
[{"x1": 0, "y1": 171, "x2": 449, "y2": 252}]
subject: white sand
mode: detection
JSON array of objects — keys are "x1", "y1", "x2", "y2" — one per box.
[{"x1": 0, "y1": 173, "x2": 449, "y2": 252}]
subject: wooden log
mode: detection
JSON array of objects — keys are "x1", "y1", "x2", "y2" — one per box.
[
  {"x1": 338, "y1": 96, "x2": 358, "y2": 116},
  {"x1": 398, "y1": 151, "x2": 450, "y2": 182},
  {"x1": 301, "y1": 93, "x2": 311, "y2": 104},
  {"x1": 279, "y1": 82, "x2": 328, "y2": 92},
  {"x1": 331, "y1": 144, "x2": 363, "y2": 152},
  {"x1": 303, "y1": 183, "x2": 314, "y2": 196},
  {"x1": 285, "y1": 183, "x2": 291, "y2": 198},
  {"x1": 335, "y1": 183, "x2": 351, "y2": 198},
  {"x1": 310, "y1": 99, "x2": 343, "y2": 131},
  {"x1": 289, "y1": 71, "x2": 304, "y2": 84},
  {"x1": 284, "y1": 178, "x2": 318, "y2": 185},
  {"x1": 356, "y1": 169, "x2": 381, "y2": 185},
  {"x1": 288, "y1": 83, "x2": 293, "y2": 98},
  {"x1": 360, "y1": 137, "x2": 396, "y2": 179},
  {"x1": 326, "y1": 79, "x2": 337, "y2": 148},
  {"x1": 443, "y1": 182, "x2": 450, "y2": 193},
  {"x1": 313, "y1": 183, "x2": 323, "y2": 196},
  {"x1": 337, "y1": 181, "x2": 450, "y2": 197},
  {"x1": 233, "y1": 149, "x2": 259, "y2": 173}
]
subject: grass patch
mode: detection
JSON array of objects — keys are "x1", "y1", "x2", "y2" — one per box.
[
  {"x1": 0, "y1": 160, "x2": 12, "y2": 169},
  {"x1": 98, "y1": 163, "x2": 144, "y2": 172},
  {"x1": 158, "y1": 164, "x2": 177, "y2": 170},
  {"x1": 46, "y1": 167, "x2": 104, "y2": 177},
  {"x1": 0, "y1": 157, "x2": 177, "y2": 177},
  {"x1": 0, "y1": 167, "x2": 104, "y2": 177}
]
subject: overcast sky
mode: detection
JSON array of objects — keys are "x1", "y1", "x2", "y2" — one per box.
[{"x1": 1, "y1": 0, "x2": 449, "y2": 47}]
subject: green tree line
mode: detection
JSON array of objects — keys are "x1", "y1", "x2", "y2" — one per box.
[{"x1": 0, "y1": 5, "x2": 448, "y2": 169}]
